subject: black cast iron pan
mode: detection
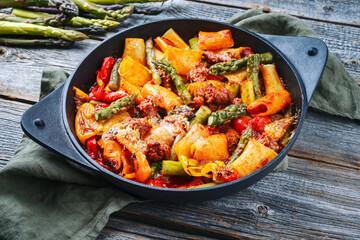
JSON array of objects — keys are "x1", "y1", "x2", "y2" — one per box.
[{"x1": 21, "y1": 19, "x2": 328, "y2": 202}]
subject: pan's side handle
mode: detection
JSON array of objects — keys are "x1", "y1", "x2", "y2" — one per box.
[
  {"x1": 259, "y1": 34, "x2": 328, "y2": 104},
  {"x1": 20, "y1": 84, "x2": 98, "y2": 173}
]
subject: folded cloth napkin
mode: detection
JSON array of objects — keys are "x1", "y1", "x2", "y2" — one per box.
[{"x1": 1, "y1": 9, "x2": 359, "y2": 240}]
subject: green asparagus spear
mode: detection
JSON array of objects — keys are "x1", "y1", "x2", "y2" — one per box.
[
  {"x1": 107, "y1": 58, "x2": 122, "y2": 91},
  {"x1": 189, "y1": 37, "x2": 200, "y2": 51},
  {"x1": 279, "y1": 105, "x2": 293, "y2": 147},
  {"x1": 69, "y1": 16, "x2": 119, "y2": 28},
  {"x1": 88, "y1": 0, "x2": 166, "y2": 3},
  {"x1": 0, "y1": 22, "x2": 88, "y2": 41},
  {"x1": 71, "y1": 0, "x2": 134, "y2": 21},
  {"x1": 227, "y1": 124, "x2": 253, "y2": 166},
  {"x1": 162, "y1": 160, "x2": 187, "y2": 176},
  {"x1": 145, "y1": 38, "x2": 161, "y2": 85},
  {"x1": 0, "y1": 0, "x2": 79, "y2": 20},
  {"x1": 153, "y1": 60, "x2": 192, "y2": 105},
  {"x1": 208, "y1": 52, "x2": 273, "y2": 76},
  {"x1": 190, "y1": 105, "x2": 211, "y2": 127},
  {"x1": 247, "y1": 54, "x2": 261, "y2": 99},
  {"x1": 150, "y1": 161, "x2": 162, "y2": 178},
  {"x1": 94, "y1": 94, "x2": 136, "y2": 120},
  {"x1": 11, "y1": 8, "x2": 71, "y2": 26},
  {"x1": 0, "y1": 37, "x2": 73, "y2": 47},
  {"x1": 207, "y1": 103, "x2": 247, "y2": 126},
  {"x1": 226, "y1": 82, "x2": 240, "y2": 99}
]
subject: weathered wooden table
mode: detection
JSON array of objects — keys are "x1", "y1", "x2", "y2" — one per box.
[{"x1": 1, "y1": 0, "x2": 359, "y2": 239}]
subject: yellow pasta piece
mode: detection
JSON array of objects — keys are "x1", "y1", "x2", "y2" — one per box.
[
  {"x1": 224, "y1": 68, "x2": 247, "y2": 84},
  {"x1": 229, "y1": 138, "x2": 277, "y2": 177},
  {"x1": 75, "y1": 103, "x2": 103, "y2": 144},
  {"x1": 260, "y1": 64, "x2": 284, "y2": 95},
  {"x1": 119, "y1": 56, "x2": 151, "y2": 87},
  {"x1": 191, "y1": 133, "x2": 229, "y2": 163},
  {"x1": 174, "y1": 124, "x2": 210, "y2": 158},
  {"x1": 100, "y1": 112, "x2": 130, "y2": 133},
  {"x1": 264, "y1": 117, "x2": 294, "y2": 141},
  {"x1": 240, "y1": 79, "x2": 256, "y2": 105},
  {"x1": 141, "y1": 83, "x2": 182, "y2": 111},
  {"x1": 154, "y1": 47, "x2": 164, "y2": 60},
  {"x1": 119, "y1": 80, "x2": 144, "y2": 104},
  {"x1": 188, "y1": 80, "x2": 225, "y2": 96},
  {"x1": 164, "y1": 46, "x2": 203, "y2": 75},
  {"x1": 198, "y1": 30, "x2": 234, "y2": 50},
  {"x1": 213, "y1": 47, "x2": 243, "y2": 59},
  {"x1": 122, "y1": 38, "x2": 146, "y2": 65},
  {"x1": 163, "y1": 28, "x2": 190, "y2": 49}
]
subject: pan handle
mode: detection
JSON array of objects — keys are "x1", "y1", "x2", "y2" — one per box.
[
  {"x1": 259, "y1": 34, "x2": 328, "y2": 104},
  {"x1": 20, "y1": 84, "x2": 99, "y2": 173}
]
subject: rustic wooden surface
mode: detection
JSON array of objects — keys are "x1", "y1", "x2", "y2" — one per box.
[{"x1": 0, "y1": 0, "x2": 359, "y2": 239}]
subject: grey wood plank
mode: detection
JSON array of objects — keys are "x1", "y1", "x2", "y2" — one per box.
[
  {"x1": 97, "y1": 217, "x2": 216, "y2": 240},
  {"x1": 193, "y1": 0, "x2": 360, "y2": 26},
  {"x1": 0, "y1": 0, "x2": 359, "y2": 102},
  {"x1": 118, "y1": 154, "x2": 359, "y2": 239}
]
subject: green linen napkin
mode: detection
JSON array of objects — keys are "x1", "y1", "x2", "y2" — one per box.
[
  {"x1": 0, "y1": 68, "x2": 139, "y2": 240},
  {"x1": 0, "y1": 10, "x2": 359, "y2": 240}
]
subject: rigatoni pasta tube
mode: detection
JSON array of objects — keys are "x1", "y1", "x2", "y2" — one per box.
[
  {"x1": 261, "y1": 64, "x2": 284, "y2": 95},
  {"x1": 174, "y1": 124, "x2": 210, "y2": 158},
  {"x1": 247, "y1": 89, "x2": 291, "y2": 117},
  {"x1": 163, "y1": 28, "x2": 189, "y2": 49},
  {"x1": 141, "y1": 83, "x2": 182, "y2": 111},
  {"x1": 198, "y1": 30, "x2": 234, "y2": 50},
  {"x1": 119, "y1": 56, "x2": 151, "y2": 87},
  {"x1": 191, "y1": 134, "x2": 229, "y2": 163},
  {"x1": 240, "y1": 79, "x2": 256, "y2": 105},
  {"x1": 229, "y1": 138, "x2": 277, "y2": 177},
  {"x1": 122, "y1": 38, "x2": 146, "y2": 66},
  {"x1": 164, "y1": 46, "x2": 203, "y2": 75}
]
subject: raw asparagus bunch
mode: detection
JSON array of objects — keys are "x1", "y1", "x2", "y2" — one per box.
[
  {"x1": 0, "y1": 37, "x2": 73, "y2": 47},
  {"x1": 154, "y1": 59, "x2": 192, "y2": 105},
  {"x1": 10, "y1": 8, "x2": 73, "y2": 26},
  {"x1": 0, "y1": 0, "x2": 79, "y2": 24},
  {"x1": 69, "y1": 16, "x2": 119, "y2": 28},
  {"x1": 88, "y1": 0, "x2": 166, "y2": 3},
  {"x1": 208, "y1": 52, "x2": 273, "y2": 75},
  {"x1": 227, "y1": 125, "x2": 253, "y2": 165},
  {"x1": 71, "y1": 0, "x2": 133, "y2": 21},
  {"x1": 207, "y1": 103, "x2": 247, "y2": 126},
  {"x1": 0, "y1": 21, "x2": 88, "y2": 41},
  {"x1": 94, "y1": 94, "x2": 137, "y2": 121}
]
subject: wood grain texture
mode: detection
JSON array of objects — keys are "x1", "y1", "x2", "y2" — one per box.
[
  {"x1": 194, "y1": 0, "x2": 360, "y2": 26},
  {"x1": 0, "y1": 0, "x2": 359, "y2": 102},
  {"x1": 119, "y1": 154, "x2": 359, "y2": 239}
]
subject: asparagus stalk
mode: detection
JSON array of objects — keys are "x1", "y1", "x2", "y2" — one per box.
[
  {"x1": 162, "y1": 161, "x2": 187, "y2": 176},
  {"x1": 12, "y1": 8, "x2": 73, "y2": 26},
  {"x1": 88, "y1": 0, "x2": 166, "y2": 3},
  {"x1": 108, "y1": 58, "x2": 122, "y2": 90},
  {"x1": 0, "y1": 0, "x2": 79, "y2": 20},
  {"x1": 24, "y1": 6, "x2": 62, "y2": 14},
  {"x1": 69, "y1": 16, "x2": 119, "y2": 28},
  {"x1": 190, "y1": 105, "x2": 211, "y2": 127},
  {"x1": 74, "y1": 26, "x2": 106, "y2": 35},
  {"x1": 94, "y1": 94, "x2": 136, "y2": 120},
  {"x1": 227, "y1": 124, "x2": 253, "y2": 166},
  {"x1": 226, "y1": 82, "x2": 240, "y2": 99},
  {"x1": 207, "y1": 103, "x2": 247, "y2": 126},
  {"x1": 247, "y1": 54, "x2": 261, "y2": 99},
  {"x1": 0, "y1": 21, "x2": 88, "y2": 41},
  {"x1": 145, "y1": 38, "x2": 161, "y2": 85},
  {"x1": 153, "y1": 59, "x2": 192, "y2": 105},
  {"x1": 71, "y1": 0, "x2": 134, "y2": 21},
  {"x1": 150, "y1": 161, "x2": 162, "y2": 178},
  {"x1": 279, "y1": 105, "x2": 293, "y2": 147},
  {"x1": 208, "y1": 52, "x2": 273, "y2": 76},
  {"x1": 0, "y1": 37, "x2": 73, "y2": 47}
]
